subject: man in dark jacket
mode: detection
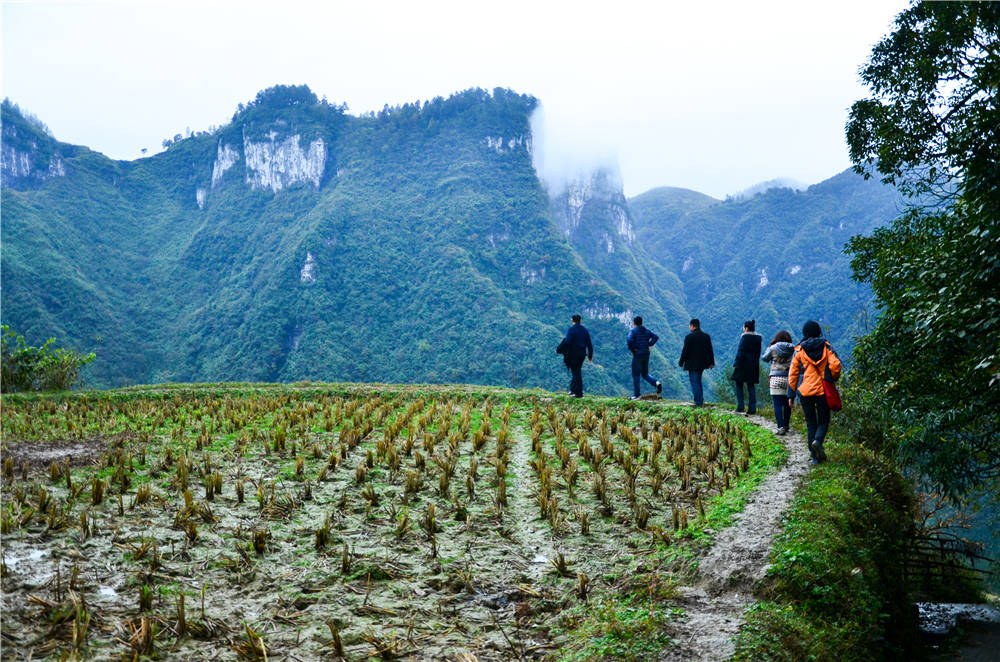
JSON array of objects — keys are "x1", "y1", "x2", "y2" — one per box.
[
  {"x1": 679, "y1": 318, "x2": 715, "y2": 406},
  {"x1": 627, "y1": 316, "x2": 662, "y2": 399},
  {"x1": 560, "y1": 314, "x2": 593, "y2": 397},
  {"x1": 731, "y1": 319, "x2": 762, "y2": 414}
]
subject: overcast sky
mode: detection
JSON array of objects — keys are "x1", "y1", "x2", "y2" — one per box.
[{"x1": 3, "y1": 0, "x2": 909, "y2": 198}]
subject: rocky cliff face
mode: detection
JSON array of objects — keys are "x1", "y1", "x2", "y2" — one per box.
[
  {"x1": 211, "y1": 142, "x2": 240, "y2": 188},
  {"x1": 242, "y1": 131, "x2": 326, "y2": 192},
  {"x1": 1, "y1": 122, "x2": 67, "y2": 188},
  {"x1": 550, "y1": 168, "x2": 635, "y2": 255},
  {"x1": 208, "y1": 132, "x2": 327, "y2": 194}
]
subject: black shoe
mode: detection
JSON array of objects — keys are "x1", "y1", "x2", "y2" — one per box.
[
  {"x1": 810, "y1": 440, "x2": 826, "y2": 462},
  {"x1": 656, "y1": 381, "x2": 662, "y2": 394}
]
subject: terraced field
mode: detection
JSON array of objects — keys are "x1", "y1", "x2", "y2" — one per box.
[{"x1": 0, "y1": 384, "x2": 784, "y2": 660}]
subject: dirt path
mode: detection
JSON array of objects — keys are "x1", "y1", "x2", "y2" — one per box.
[{"x1": 661, "y1": 412, "x2": 813, "y2": 661}]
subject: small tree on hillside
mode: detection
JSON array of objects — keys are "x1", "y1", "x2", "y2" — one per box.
[{"x1": 0, "y1": 326, "x2": 95, "y2": 393}]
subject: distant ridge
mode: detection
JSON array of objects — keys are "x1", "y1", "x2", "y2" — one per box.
[{"x1": 729, "y1": 177, "x2": 808, "y2": 200}]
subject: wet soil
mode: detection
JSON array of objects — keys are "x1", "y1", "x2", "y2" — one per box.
[{"x1": 1, "y1": 436, "x2": 109, "y2": 470}]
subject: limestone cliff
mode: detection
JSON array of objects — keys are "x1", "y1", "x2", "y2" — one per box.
[
  {"x1": 207, "y1": 132, "x2": 327, "y2": 195},
  {"x1": 1, "y1": 104, "x2": 69, "y2": 188},
  {"x1": 550, "y1": 168, "x2": 635, "y2": 254},
  {"x1": 242, "y1": 131, "x2": 326, "y2": 193}
]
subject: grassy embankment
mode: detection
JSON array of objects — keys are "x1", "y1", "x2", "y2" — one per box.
[
  {"x1": 731, "y1": 440, "x2": 919, "y2": 661},
  {"x1": 728, "y1": 396, "x2": 986, "y2": 661}
]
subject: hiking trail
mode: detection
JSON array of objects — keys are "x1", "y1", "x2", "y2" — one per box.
[{"x1": 660, "y1": 412, "x2": 812, "y2": 661}]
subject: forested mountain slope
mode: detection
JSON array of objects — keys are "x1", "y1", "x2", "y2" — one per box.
[
  {"x1": 3, "y1": 89, "x2": 651, "y2": 394},
  {"x1": 2, "y1": 88, "x2": 903, "y2": 396},
  {"x1": 630, "y1": 170, "x2": 905, "y2": 374}
]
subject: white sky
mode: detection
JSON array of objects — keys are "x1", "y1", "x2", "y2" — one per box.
[{"x1": 2, "y1": 0, "x2": 909, "y2": 198}]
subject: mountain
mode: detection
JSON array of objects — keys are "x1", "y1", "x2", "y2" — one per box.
[
  {"x1": 1, "y1": 88, "x2": 904, "y2": 397},
  {"x1": 3, "y1": 89, "x2": 656, "y2": 395},
  {"x1": 547, "y1": 169, "x2": 690, "y2": 394},
  {"x1": 630, "y1": 169, "x2": 905, "y2": 384},
  {"x1": 729, "y1": 177, "x2": 807, "y2": 200}
]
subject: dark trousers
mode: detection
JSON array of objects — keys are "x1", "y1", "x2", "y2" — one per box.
[
  {"x1": 631, "y1": 354, "x2": 658, "y2": 396},
  {"x1": 567, "y1": 356, "x2": 585, "y2": 397},
  {"x1": 687, "y1": 370, "x2": 704, "y2": 405},
  {"x1": 772, "y1": 394, "x2": 791, "y2": 429},
  {"x1": 800, "y1": 395, "x2": 831, "y2": 455},
  {"x1": 734, "y1": 381, "x2": 756, "y2": 413}
]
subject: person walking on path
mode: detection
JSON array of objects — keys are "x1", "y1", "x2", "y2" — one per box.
[
  {"x1": 787, "y1": 320, "x2": 842, "y2": 463},
  {"x1": 627, "y1": 316, "x2": 662, "y2": 399},
  {"x1": 762, "y1": 330, "x2": 795, "y2": 434},
  {"x1": 558, "y1": 314, "x2": 593, "y2": 398},
  {"x1": 679, "y1": 318, "x2": 715, "y2": 406},
  {"x1": 731, "y1": 320, "x2": 762, "y2": 415}
]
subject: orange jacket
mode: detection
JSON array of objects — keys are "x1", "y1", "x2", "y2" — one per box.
[{"x1": 788, "y1": 341, "x2": 842, "y2": 398}]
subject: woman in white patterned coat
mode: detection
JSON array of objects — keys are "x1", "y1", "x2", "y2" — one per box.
[{"x1": 762, "y1": 329, "x2": 795, "y2": 434}]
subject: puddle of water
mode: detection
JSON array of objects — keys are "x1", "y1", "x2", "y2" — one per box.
[
  {"x1": 4, "y1": 548, "x2": 46, "y2": 570},
  {"x1": 918, "y1": 602, "x2": 1000, "y2": 636}
]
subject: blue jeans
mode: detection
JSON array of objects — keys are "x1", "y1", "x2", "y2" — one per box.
[
  {"x1": 631, "y1": 354, "x2": 658, "y2": 396},
  {"x1": 772, "y1": 394, "x2": 791, "y2": 429},
  {"x1": 800, "y1": 395, "x2": 831, "y2": 456},
  {"x1": 734, "y1": 381, "x2": 756, "y2": 413},
  {"x1": 687, "y1": 370, "x2": 704, "y2": 405}
]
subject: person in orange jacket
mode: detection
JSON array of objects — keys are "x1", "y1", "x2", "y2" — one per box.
[{"x1": 787, "y1": 320, "x2": 842, "y2": 464}]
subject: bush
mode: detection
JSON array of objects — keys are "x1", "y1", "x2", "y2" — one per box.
[
  {"x1": 732, "y1": 442, "x2": 920, "y2": 661},
  {"x1": 1, "y1": 325, "x2": 95, "y2": 393}
]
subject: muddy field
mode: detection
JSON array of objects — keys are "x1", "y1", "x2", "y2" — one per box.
[{"x1": 1, "y1": 385, "x2": 777, "y2": 661}]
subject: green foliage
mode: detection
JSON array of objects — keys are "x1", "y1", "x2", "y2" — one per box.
[
  {"x1": 629, "y1": 171, "x2": 905, "y2": 399},
  {"x1": 0, "y1": 98, "x2": 76, "y2": 186},
  {"x1": 846, "y1": 3, "x2": 999, "y2": 201},
  {"x1": 845, "y1": 2, "x2": 1000, "y2": 499},
  {"x1": 1, "y1": 325, "x2": 95, "y2": 393},
  {"x1": 733, "y1": 444, "x2": 919, "y2": 662},
  {"x1": 556, "y1": 598, "x2": 678, "y2": 662}
]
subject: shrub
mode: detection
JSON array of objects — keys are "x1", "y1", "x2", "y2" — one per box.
[
  {"x1": 733, "y1": 443, "x2": 920, "y2": 661},
  {"x1": 1, "y1": 325, "x2": 95, "y2": 393}
]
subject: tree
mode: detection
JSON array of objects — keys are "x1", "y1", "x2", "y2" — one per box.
[
  {"x1": 0, "y1": 326, "x2": 95, "y2": 393},
  {"x1": 845, "y1": 2, "x2": 999, "y2": 498}
]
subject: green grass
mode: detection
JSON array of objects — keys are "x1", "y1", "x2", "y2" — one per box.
[
  {"x1": 731, "y1": 443, "x2": 919, "y2": 662},
  {"x1": 556, "y1": 598, "x2": 680, "y2": 661}
]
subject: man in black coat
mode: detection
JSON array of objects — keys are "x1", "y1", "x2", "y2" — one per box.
[
  {"x1": 679, "y1": 318, "x2": 715, "y2": 406},
  {"x1": 731, "y1": 319, "x2": 762, "y2": 414},
  {"x1": 558, "y1": 314, "x2": 593, "y2": 398}
]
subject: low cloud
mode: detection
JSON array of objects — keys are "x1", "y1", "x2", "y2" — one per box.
[{"x1": 529, "y1": 103, "x2": 622, "y2": 196}]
